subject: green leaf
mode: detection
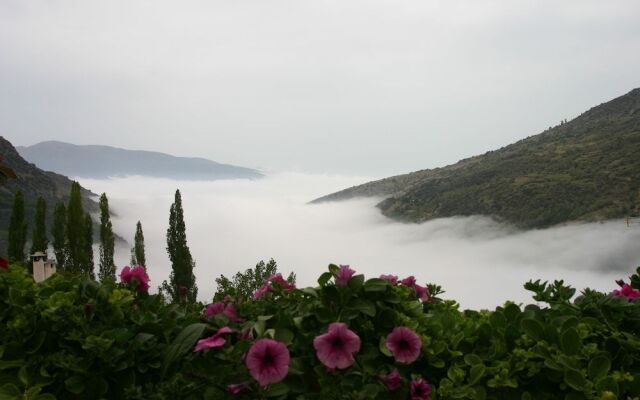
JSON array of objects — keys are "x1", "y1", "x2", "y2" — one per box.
[
  {"x1": 161, "y1": 323, "x2": 207, "y2": 377},
  {"x1": 347, "y1": 274, "x2": 365, "y2": 291},
  {"x1": 521, "y1": 319, "x2": 544, "y2": 341},
  {"x1": 65, "y1": 375, "x2": 85, "y2": 394},
  {"x1": 300, "y1": 287, "x2": 318, "y2": 298},
  {"x1": 464, "y1": 354, "x2": 483, "y2": 366},
  {"x1": 379, "y1": 337, "x2": 392, "y2": 357},
  {"x1": 595, "y1": 376, "x2": 618, "y2": 395},
  {"x1": 274, "y1": 328, "x2": 294, "y2": 345},
  {"x1": 588, "y1": 355, "x2": 611, "y2": 380},
  {"x1": 363, "y1": 278, "x2": 388, "y2": 292},
  {"x1": 468, "y1": 365, "x2": 486, "y2": 385},
  {"x1": 564, "y1": 369, "x2": 587, "y2": 391},
  {"x1": 561, "y1": 328, "x2": 581, "y2": 356},
  {"x1": 318, "y1": 272, "x2": 333, "y2": 287},
  {"x1": 348, "y1": 299, "x2": 376, "y2": 317},
  {"x1": 0, "y1": 384, "x2": 20, "y2": 400},
  {"x1": 265, "y1": 382, "x2": 289, "y2": 397}
]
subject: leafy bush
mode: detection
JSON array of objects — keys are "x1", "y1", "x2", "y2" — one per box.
[{"x1": 1, "y1": 263, "x2": 640, "y2": 399}]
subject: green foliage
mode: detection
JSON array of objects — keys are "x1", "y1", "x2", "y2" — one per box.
[
  {"x1": 1, "y1": 263, "x2": 640, "y2": 399},
  {"x1": 84, "y1": 213, "x2": 94, "y2": 279},
  {"x1": 7, "y1": 191, "x2": 27, "y2": 264},
  {"x1": 133, "y1": 221, "x2": 146, "y2": 268},
  {"x1": 214, "y1": 259, "x2": 295, "y2": 301},
  {"x1": 50, "y1": 202, "x2": 66, "y2": 268},
  {"x1": 30, "y1": 197, "x2": 48, "y2": 255},
  {"x1": 98, "y1": 193, "x2": 116, "y2": 281},
  {"x1": 163, "y1": 190, "x2": 197, "y2": 304},
  {"x1": 65, "y1": 182, "x2": 89, "y2": 275}
]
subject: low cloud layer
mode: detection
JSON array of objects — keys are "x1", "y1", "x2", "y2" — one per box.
[{"x1": 79, "y1": 174, "x2": 640, "y2": 309}]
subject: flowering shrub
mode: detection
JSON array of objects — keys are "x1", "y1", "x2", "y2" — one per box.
[{"x1": 1, "y1": 262, "x2": 640, "y2": 399}]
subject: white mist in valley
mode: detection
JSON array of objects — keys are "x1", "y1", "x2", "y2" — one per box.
[{"x1": 78, "y1": 174, "x2": 640, "y2": 310}]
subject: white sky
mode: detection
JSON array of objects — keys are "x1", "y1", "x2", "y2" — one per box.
[{"x1": 1, "y1": 0, "x2": 640, "y2": 175}]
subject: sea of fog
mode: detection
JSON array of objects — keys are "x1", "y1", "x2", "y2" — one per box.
[{"x1": 77, "y1": 173, "x2": 640, "y2": 310}]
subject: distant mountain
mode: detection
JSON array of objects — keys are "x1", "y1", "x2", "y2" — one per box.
[
  {"x1": 17, "y1": 141, "x2": 263, "y2": 180},
  {"x1": 314, "y1": 88, "x2": 640, "y2": 229},
  {"x1": 0, "y1": 137, "x2": 100, "y2": 254}
]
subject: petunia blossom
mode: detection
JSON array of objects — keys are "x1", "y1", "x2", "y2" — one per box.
[
  {"x1": 386, "y1": 326, "x2": 422, "y2": 364},
  {"x1": 245, "y1": 339, "x2": 290, "y2": 386},
  {"x1": 194, "y1": 326, "x2": 233, "y2": 352},
  {"x1": 401, "y1": 276, "x2": 429, "y2": 301},
  {"x1": 204, "y1": 301, "x2": 242, "y2": 323},
  {"x1": 380, "y1": 369, "x2": 402, "y2": 391},
  {"x1": 252, "y1": 274, "x2": 296, "y2": 299},
  {"x1": 119, "y1": 265, "x2": 150, "y2": 292},
  {"x1": 380, "y1": 274, "x2": 398, "y2": 285},
  {"x1": 227, "y1": 381, "x2": 251, "y2": 395},
  {"x1": 613, "y1": 283, "x2": 640, "y2": 301},
  {"x1": 410, "y1": 378, "x2": 432, "y2": 400},
  {"x1": 334, "y1": 265, "x2": 356, "y2": 286},
  {"x1": 313, "y1": 322, "x2": 361, "y2": 369}
]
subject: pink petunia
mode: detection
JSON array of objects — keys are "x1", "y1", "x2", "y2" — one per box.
[
  {"x1": 410, "y1": 378, "x2": 432, "y2": 400},
  {"x1": 334, "y1": 265, "x2": 356, "y2": 286},
  {"x1": 252, "y1": 273, "x2": 296, "y2": 299},
  {"x1": 194, "y1": 326, "x2": 233, "y2": 352},
  {"x1": 380, "y1": 274, "x2": 398, "y2": 285},
  {"x1": 313, "y1": 322, "x2": 361, "y2": 369},
  {"x1": 245, "y1": 339, "x2": 290, "y2": 386},
  {"x1": 380, "y1": 369, "x2": 402, "y2": 391},
  {"x1": 204, "y1": 301, "x2": 243, "y2": 323},
  {"x1": 386, "y1": 326, "x2": 422, "y2": 364},
  {"x1": 119, "y1": 265, "x2": 150, "y2": 292},
  {"x1": 401, "y1": 276, "x2": 429, "y2": 301},
  {"x1": 613, "y1": 283, "x2": 640, "y2": 301},
  {"x1": 227, "y1": 381, "x2": 251, "y2": 395}
]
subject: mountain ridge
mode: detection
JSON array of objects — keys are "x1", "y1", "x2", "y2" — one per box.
[
  {"x1": 313, "y1": 88, "x2": 640, "y2": 229},
  {"x1": 17, "y1": 141, "x2": 263, "y2": 180}
]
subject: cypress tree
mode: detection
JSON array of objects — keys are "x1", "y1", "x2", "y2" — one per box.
[
  {"x1": 98, "y1": 193, "x2": 115, "y2": 281},
  {"x1": 51, "y1": 201, "x2": 67, "y2": 267},
  {"x1": 130, "y1": 247, "x2": 137, "y2": 266},
  {"x1": 163, "y1": 189, "x2": 197, "y2": 303},
  {"x1": 7, "y1": 190, "x2": 27, "y2": 263},
  {"x1": 134, "y1": 221, "x2": 146, "y2": 268},
  {"x1": 66, "y1": 181, "x2": 86, "y2": 274},
  {"x1": 30, "y1": 197, "x2": 48, "y2": 254},
  {"x1": 84, "y1": 213, "x2": 94, "y2": 278}
]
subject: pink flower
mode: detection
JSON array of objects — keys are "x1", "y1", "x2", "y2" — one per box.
[
  {"x1": 401, "y1": 276, "x2": 429, "y2": 301},
  {"x1": 252, "y1": 274, "x2": 296, "y2": 299},
  {"x1": 119, "y1": 265, "x2": 150, "y2": 292},
  {"x1": 380, "y1": 274, "x2": 398, "y2": 285},
  {"x1": 245, "y1": 339, "x2": 290, "y2": 386},
  {"x1": 613, "y1": 283, "x2": 640, "y2": 301},
  {"x1": 0, "y1": 257, "x2": 8, "y2": 270},
  {"x1": 194, "y1": 326, "x2": 233, "y2": 352},
  {"x1": 380, "y1": 369, "x2": 402, "y2": 391},
  {"x1": 227, "y1": 381, "x2": 251, "y2": 395},
  {"x1": 410, "y1": 378, "x2": 432, "y2": 400},
  {"x1": 386, "y1": 326, "x2": 422, "y2": 364},
  {"x1": 313, "y1": 322, "x2": 361, "y2": 369},
  {"x1": 204, "y1": 301, "x2": 242, "y2": 322},
  {"x1": 334, "y1": 265, "x2": 356, "y2": 286}
]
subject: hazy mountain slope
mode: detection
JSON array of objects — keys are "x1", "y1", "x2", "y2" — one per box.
[
  {"x1": 0, "y1": 137, "x2": 101, "y2": 254},
  {"x1": 314, "y1": 88, "x2": 640, "y2": 229},
  {"x1": 17, "y1": 141, "x2": 262, "y2": 180}
]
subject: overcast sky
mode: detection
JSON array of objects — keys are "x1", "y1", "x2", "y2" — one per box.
[{"x1": 1, "y1": 1, "x2": 639, "y2": 175}]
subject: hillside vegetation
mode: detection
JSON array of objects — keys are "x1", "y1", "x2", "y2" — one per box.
[
  {"x1": 314, "y1": 89, "x2": 640, "y2": 229},
  {"x1": 0, "y1": 137, "x2": 98, "y2": 253}
]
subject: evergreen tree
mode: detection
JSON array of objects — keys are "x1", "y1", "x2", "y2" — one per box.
[
  {"x1": 30, "y1": 197, "x2": 48, "y2": 254},
  {"x1": 7, "y1": 190, "x2": 27, "y2": 264},
  {"x1": 51, "y1": 201, "x2": 67, "y2": 267},
  {"x1": 98, "y1": 193, "x2": 115, "y2": 281},
  {"x1": 162, "y1": 189, "x2": 197, "y2": 303},
  {"x1": 130, "y1": 247, "x2": 137, "y2": 266},
  {"x1": 134, "y1": 221, "x2": 146, "y2": 268},
  {"x1": 84, "y1": 213, "x2": 94, "y2": 278},
  {"x1": 66, "y1": 181, "x2": 87, "y2": 274}
]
